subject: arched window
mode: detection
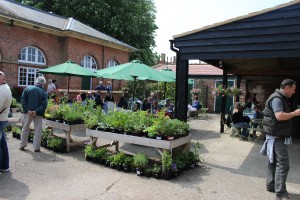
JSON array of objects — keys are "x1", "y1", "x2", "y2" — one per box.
[
  {"x1": 18, "y1": 46, "x2": 45, "y2": 86},
  {"x1": 81, "y1": 55, "x2": 97, "y2": 71},
  {"x1": 18, "y1": 46, "x2": 46, "y2": 65},
  {"x1": 107, "y1": 60, "x2": 119, "y2": 68}
]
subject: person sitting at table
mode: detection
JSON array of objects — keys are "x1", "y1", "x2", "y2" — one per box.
[
  {"x1": 104, "y1": 90, "x2": 114, "y2": 102},
  {"x1": 141, "y1": 98, "x2": 151, "y2": 112},
  {"x1": 187, "y1": 96, "x2": 202, "y2": 117},
  {"x1": 118, "y1": 93, "x2": 128, "y2": 109},
  {"x1": 150, "y1": 100, "x2": 160, "y2": 114},
  {"x1": 132, "y1": 102, "x2": 141, "y2": 112},
  {"x1": 231, "y1": 102, "x2": 252, "y2": 140}
]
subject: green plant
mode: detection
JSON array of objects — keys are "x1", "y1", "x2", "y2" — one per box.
[
  {"x1": 161, "y1": 150, "x2": 172, "y2": 172},
  {"x1": 152, "y1": 164, "x2": 162, "y2": 174},
  {"x1": 192, "y1": 141, "x2": 204, "y2": 163},
  {"x1": 144, "y1": 125, "x2": 158, "y2": 138},
  {"x1": 123, "y1": 156, "x2": 133, "y2": 166},
  {"x1": 94, "y1": 148, "x2": 108, "y2": 159},
  {"x1": 11, "y1": 125, "x2": 21, "y2": 134},
  {"x1": 133, "y1": 153, "x2": 148, "y2": 168},
  {"x1": 84, "y1": 145, "x2": 94, "y2": 157},
  {"x1": 47, "y1": 137, "x2": 65, "y2": 150},
  {"x1": 213, "y1": 85, "x2": 242, "y2": 97},
  {"x1": 112, "y1": 152, "x2": 127, "y2": 165},
  {"x1": 10, "y1": 97, "x2": 21, "y2": 108}
]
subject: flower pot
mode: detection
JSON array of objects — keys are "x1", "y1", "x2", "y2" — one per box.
[
  {"x1": 98, "y1": 158, "x2": 105, "y2": 165},
  {"x1": 135, "y1": 167, "x2": 144, "y2": 176},
  {"x1": 144, "y1": 170, "x2": 152, "y2": 178},
  {"x1": 156, "y1": 135, "x2": 164, "y2": 140},
  {"x1": 92, "y1": 157, "x2": 98, "y2": 163},
  {"x1": 152, "y1": 172, "x2": 161, "y2": 179},
  {"x1": 85, "y1": 155, "x2": 92, "y2": 162},
  {"x1": 122, "y1": 164, "x2": 131, "y2": 172},
  {"x1": 166, "y1": 136, "x2": 175, "y2": 141},
  {"x1": 116, "y1": 164, "x2": 123, "y2": 171},
  {"x1": 110, "y1": 163, "x2": 116, "y2": 169},
  {"x1": 105, "y1": 160, "x2": 111, "y2": 167},
  {"x1": 162, "y1": 171, "x2": 172, "y2": 180},
  {"x1": 124, "y1": 131, "x2": 132, "y2": 135}
]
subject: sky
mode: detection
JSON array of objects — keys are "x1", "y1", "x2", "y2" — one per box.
[{"x1": 153, "y1": 0, "x2": 292, "y2": 59}]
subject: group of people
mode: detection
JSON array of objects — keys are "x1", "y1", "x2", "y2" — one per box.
[{"x1": 0, "y1": 73, "x2": 299, "y2": 200}]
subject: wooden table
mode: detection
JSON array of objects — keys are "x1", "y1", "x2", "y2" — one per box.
[
  {"x1": 43, "y1": 119, "x2": 88, "y2": 152},
  {"x1": 86, "y1": 129, "x2": 192, "y2": 155}
]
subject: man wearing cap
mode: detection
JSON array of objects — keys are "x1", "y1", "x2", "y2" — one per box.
[{"x1": 0, "y1": 71, "x2": 12, "y2": 172}]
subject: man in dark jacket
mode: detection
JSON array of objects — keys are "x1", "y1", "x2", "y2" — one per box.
[
  {"x1": 261, "y1": 79, "x2": 300, "y2": 200},
  {"x1": 20, "y1": 76, "x2": 48, "y2": 152}
]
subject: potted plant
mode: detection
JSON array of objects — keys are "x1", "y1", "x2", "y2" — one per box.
[
  {"x1": 113, "y1": 152, "x2": 127, "y2": 171},
  {"x1": 123, "y1": 156, "x2": 133, "y2": 172},
  {"x1": 11, "y1": 125, "x2": 21, "y2": 139},
  {"x1": 94, "y1": 148, "x2": 108, "y2": 165},
  {"x1": 41, "y1": 128, "x2": 51, "y2": 147},
  {"x1": 84, "y1": 144, "x2": 94, "y2": 161},
  {"x1": 10, "y1": 97, "x2": 21, "y2": 112},
  {"x1": 161, "y1": 150, "x2": 172, "y2": 180},
  {"x1": 105, "y1": 154, "x2": 115, "y2": 167},
  {"x1": 152, "y1": 164, "x2": 162, "y2": 179},
  {"x1": 144, "y1": 168, "x2": 152, "y2": 178},
  {"x1": 133, "y1": 153, "x2": 148, "y2": 176},
  {"x1": 47, "y1": 137, "x2": 66, "y2": 153},
  {"x1": 144, "y1": 125, "x2": 158, "y2": 139}
]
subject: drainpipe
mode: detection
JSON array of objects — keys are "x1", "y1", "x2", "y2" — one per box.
[{"x1": 170, "y1": 40, "x2": 179, "y2": 118}]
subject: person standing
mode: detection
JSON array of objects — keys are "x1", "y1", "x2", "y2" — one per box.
[
  {"x1": 20, "y1": 76, "x2": 48, "y2": 152},
  {"x1": 47, "y1": 79, "x2": 56, "y2": 94},
  {"x1": 95, "y1": 81, "x2": 106, "y2": 90},
  {"x1": 106, "y1": 81, "x2": 112, "y2": 91},
  {"x1": 0, "y1": 71, "x2": 12, "y2": 172},
  {"x1": 261, "y1": 79, "x2": 300, "y2": 200}
]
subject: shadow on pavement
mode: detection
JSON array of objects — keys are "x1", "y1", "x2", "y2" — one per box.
[{"x1": 0, "y1": 172, "x2": 30, "y2": 200}]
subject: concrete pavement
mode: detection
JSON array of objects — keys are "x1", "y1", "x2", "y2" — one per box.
[{"x1": 1, "y1": 114, "x2": 300, "y2": 200}]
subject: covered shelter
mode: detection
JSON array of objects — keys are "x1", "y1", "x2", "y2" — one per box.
[{"x1": 170, "y1": 0, "x2": 300, "y2": 136}]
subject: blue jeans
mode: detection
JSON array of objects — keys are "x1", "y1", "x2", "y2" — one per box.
[
  {"x1": 233, "y1": 122, "x2": 250, "y2": 137},
  {"x1": 0, "y1": 121, "x2": 9, "y2": 170}
]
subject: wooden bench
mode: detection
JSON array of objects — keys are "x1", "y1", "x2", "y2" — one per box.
[{"x1": 86, "y1": 129, "x2": 192, "y2": 156}]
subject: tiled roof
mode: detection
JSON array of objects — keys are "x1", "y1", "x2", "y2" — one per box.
[
  {"x1": 0, "y1": 0, "x2": 136, "y2": 51},
  {"x1": 153, "y1": 64, "x2": 224, "y2": 76}
]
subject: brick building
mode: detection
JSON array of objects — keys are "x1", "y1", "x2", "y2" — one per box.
[{"x1": 0, "y1": 0, "x2": 136, "y2": 98}]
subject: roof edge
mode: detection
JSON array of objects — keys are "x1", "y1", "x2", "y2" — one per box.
[{"x1": 173, "y1": 0, "x2": 300, "y2": 39}]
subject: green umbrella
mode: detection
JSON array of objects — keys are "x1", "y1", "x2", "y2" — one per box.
[
  {"x1": 96, "y1": 60, "x2": 174, "y2": 102},
  {"x1": 39, "y1": 60, "x2": 97, "y2": 92},
  {"x1": 160, "y1": 68, "x2": 194, "y2": 84}
]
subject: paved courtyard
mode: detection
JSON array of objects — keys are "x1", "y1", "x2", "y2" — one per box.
[{"x1": 1, "y1": 114, "x2": 300, "y2": 200}]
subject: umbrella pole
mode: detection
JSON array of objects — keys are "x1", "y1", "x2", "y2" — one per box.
[
  {"x1": 132, "y1": 76, "x2": 137, "y2": 109},
  {"x1": 164, "y1": 82, "x2": 167, "y2": 99},
  {"x1": 68, "y1": 75, "x2": 70, "y2": 93}
]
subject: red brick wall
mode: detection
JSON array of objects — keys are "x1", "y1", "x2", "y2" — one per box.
[{"x1": 0, "y1": 22, "x2": 129, "y2": 91}]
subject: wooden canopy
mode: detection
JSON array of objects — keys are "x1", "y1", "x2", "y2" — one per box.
[{"x1": 171, "y1": 0, "x2": 300, "y2": 123}]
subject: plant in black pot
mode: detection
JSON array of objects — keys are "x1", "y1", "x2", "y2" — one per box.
[
  {"x1": 113, "y1": 152, "x2": 127, "y2": 171},
  {"x1": 47, "y1": 137, "x2": 66, "y2": 153},
  {"x1": 152, "y1": 164, "x2": 162, "y2": 179},
  {"x1": 84, "y1": 144, "x2": 94, "y2": 162},
  {"x1": 105, "y1": 154, "x2": 115, "y2": 168},
  {"x1": 161, "y1": 150, "x2": 172, "y2": 180},
  {"x1": 133, "y1": 153, "x2": 148, "y2": 176},
  {"x1": 144, "y1": 168, "x2": 152, "y2": 178},
  {"x1": 122, "y1": 156, "x2": 133, "y2": 173},
  {"x1": 11, "y1": 125, "x2": 21, "y2": 139},
  {"x1": 144, "y1": 125, "x2": 158, "y2": 139},
  {"x1": 94, "y1": 148, "x2": 108, "y2": 165},
  {"x1": 41, "y1": 128, "x2": 51, "y2": 147}
]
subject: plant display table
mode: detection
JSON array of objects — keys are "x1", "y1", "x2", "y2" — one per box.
[
  {"x1": 86, "y1": 129, "x2": 192, "y2": 155},
  {"x1": 43, "y1": 119, "x2": 88, "y2": 152}
]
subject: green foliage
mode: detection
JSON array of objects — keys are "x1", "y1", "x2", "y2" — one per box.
[
  {"x1": 123, "y1": 156, "x2": 133, "y2": 166},
  {"x1": 19, "y1": 0, "x2": 158, "y2": 66},
  {"x1": 94, "y1": 148, "x2": 107, "y2": 159},
  {"x1": 83, "y1": 106, "x2": 104, "y2": 129},
  {"x1": 133, "y1": 153, "x2": 148, "y2": 168},
  {"x1": 161, "y1": 150, "x2": 172, "y2": 172},
  {"x1": 11, "y1": 125, "x2": 21, "y2": 134},
  {"x1": 152, "y1": 164, "x2": 162, "y2": 174},
  {"x1": 84, "y1": 144, "x2": 94, "y2": 157},
  {"x1": 112, "y1": 152, "x2": 127, "y2": 165},
  {"x1": 47, "y1": 137, "x2": 65, "y2": 149},
  {"x1": 105, "y1": 111, "x2": 128, "y2": 130},
  {"x1": 10, "y1": 97, "x2": 21, "y2": 109}
]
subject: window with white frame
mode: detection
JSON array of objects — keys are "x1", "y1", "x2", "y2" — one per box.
[
  {"x1": 18, "y1": 67, "x2": 42, "y2": 86},
  {"x1": 81, "y1": 55, "x2": 97, "y2": 71},
  {"x1": 18, "y1": 46, "x2": 46, "y2": 65},
  {"x1": 107, "y1": 60, "x2": 118, "y2": 68}
]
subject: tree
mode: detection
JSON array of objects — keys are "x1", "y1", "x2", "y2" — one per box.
[{"x1": 16, "y1": 0, "x2": 158, "y2": 66}]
